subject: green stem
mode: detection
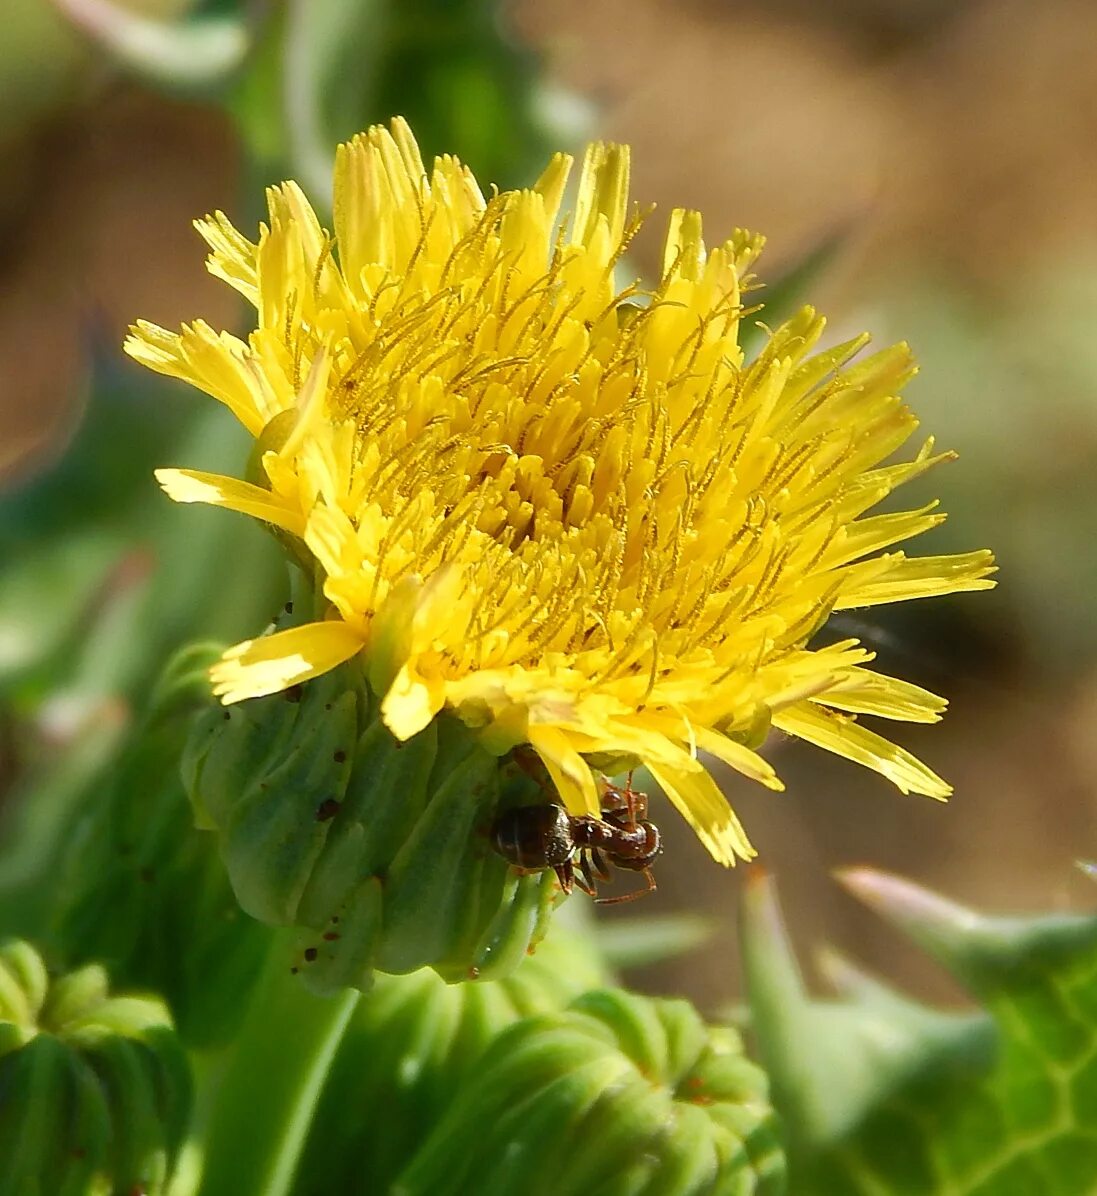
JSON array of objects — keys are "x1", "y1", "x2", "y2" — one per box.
[{"x1": 195, "y1": 933, "x2": 360, "y2": 1196}]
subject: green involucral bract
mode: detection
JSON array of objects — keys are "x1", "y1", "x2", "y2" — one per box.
[
  {"x1": 0, "y1": 939, "x2": 191, "y2": 1196},
  {"x1": 390, "y1": 986, "x2": 786, "y2": 1195},
  {"x1": 182, "y1": 650, "x2": 560, "y2": 991},
  {"x1": 742, "y1": 869, "x2": 1097, "y2": 1194}
]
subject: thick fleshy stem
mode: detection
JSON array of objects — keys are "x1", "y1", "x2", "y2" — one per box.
[{"x1": 195, "y1": 932, "x2": 359, "y2": 1196}]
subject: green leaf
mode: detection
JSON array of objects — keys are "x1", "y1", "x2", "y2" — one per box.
[{"x1": 742, "y1": 868, "x2": 1097, "y2": 1194}]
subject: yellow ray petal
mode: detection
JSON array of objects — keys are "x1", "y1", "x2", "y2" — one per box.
[
  {"x1": 527, "y1": 724, "x2": 600, "y2": 817},
  {"x1": 772, "y1": 702, "x2": 951, "y2": 798},
  {"x1": 211, "y1": 622, "x2": 364, "y2": 704},
  {"x1": 824, "y1": 504, "x2": 946, "y2": 568},
  {"x1": 691, "y1": 723, "x2": 786, "y2": 790},
  {"x1": 835, "y1": 550, "x2": 996, "y2": 608},
  {"x1": 532, "y1": 151, "x2": 573, "y2": 225},
  {"x1": 381, "y1": 661, "x2": 446, "y2": 741},
  {"x1": 663, "y1": 208, "x2": 706, "y2": 280},
  {"x1": 572, "y1": 141, "x2": 630, "y2": 249},
  {"x1": 277, "y1": 349, "x2": 332, "y2": 460},
  {"x1": 633, "y1": 712, "x2": 784, "y2": 791},
  {"x1": 815, "y1": 669, "x2": 947, "y2": 723},
  {"x1": 646, "y1": 760, "x2": 756, "y2": 866},
  {"x1": 154, "y1": 468, "x2": 305, "y2": 536},
  {"x1": 124, "y1": 319, "x2": 273, "y2": 435},
  {"x1": 194, "y1": 210, "x2": 259, "y2": 306}
]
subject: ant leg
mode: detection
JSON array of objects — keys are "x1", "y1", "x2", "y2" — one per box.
[
  {"x1": 613, "y1": 772, "x2": 640, "y2": 829},
  {"x1": 553, "y1": 861, "x2": 575, "y2": 895},
  {"x1": 623, "y1": 771, "x2": 649, "y2": 825},
  {"x1": 593, "y1": 888, "x2": 644, "y2": 906},
  {"x1": 594, "y1": 867, "x2": 657, "y2": 906},
  {"x1": 590, "y1": 847, "x2": 613, "y2": 882},
  {"x1": 574, "y1": 852, "x2": 598, "y2": 897}
]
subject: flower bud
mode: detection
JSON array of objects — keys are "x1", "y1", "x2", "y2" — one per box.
[
  {"x1": 183, "y1": 659, "x2": 558, "y2": 992},
  {"x1": 0, "y1": 938, "x2": 191, "y2": 1196},
  {"x1": 393, "y1": 987, "x2": 786, "y2": 1195},
  {"x1": 296, "y1": 926, "x2": 607, "y2": 1195}
]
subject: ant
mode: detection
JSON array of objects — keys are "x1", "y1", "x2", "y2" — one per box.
[{"x1": 490, "y1": 775, "x2": 661, "y2": 904}]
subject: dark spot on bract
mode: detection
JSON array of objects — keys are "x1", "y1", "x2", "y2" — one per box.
[
  {"x1": 324, "y1": 702, "x2": 332, "y2": 711},
  {"x1": 322, "y1": 932, "x2": 340, "y2": 942},
  {"x1": 290, "y1": 967, "x2": 299, "y2": 975},
  {"x1": 304, "y1": 947, "x2": 318, "y2": 963},
  {"x1": 315, "y1": 798, "x2": 341, "y2": 821},
  {"x1": 333, "y1": 749, "x2": 347, "y2": 764},
  {"x1": 223, "y1": 710, "x2": 232, "y2": 721},
  {"x1": 284, "y1": 601, "x2": 294, "y2": 614},
  {"x1": 286, "y1": 685, "x2": 303, "y2": 703},
  {"x1": 331, "y1": 915, "x2": 340, "y2": 924}
]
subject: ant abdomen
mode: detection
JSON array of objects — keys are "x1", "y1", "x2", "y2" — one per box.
[{"x1": 492, "y1": 803, "x2": 573, "y2": 870}]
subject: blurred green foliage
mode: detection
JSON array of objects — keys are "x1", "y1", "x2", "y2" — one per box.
[
  {"x1": 0, "y1": 0, "x2": 89, "y2": 143},
  {"x1": 0, "y1": 377, "x2": 286, "y2": 947},
  {"x1": 49, "y1": 643, "x2": 273, "y2": 1049},
  {"x1": 251, "y1": 0, "x2": 560, "y2": 197}
]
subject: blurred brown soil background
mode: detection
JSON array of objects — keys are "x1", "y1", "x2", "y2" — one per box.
[{"x1": 4, "y1": 0, "x2": 1097, "y2": 1014}]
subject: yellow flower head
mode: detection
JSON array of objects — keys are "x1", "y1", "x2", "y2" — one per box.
[{"x1": 126, "y1": 118, "x2": 994, "y2": 866}]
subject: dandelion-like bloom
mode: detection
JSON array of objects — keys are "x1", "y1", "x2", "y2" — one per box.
[{"x1": 126, "y1": 119, "x2": 994, "y2": 866}]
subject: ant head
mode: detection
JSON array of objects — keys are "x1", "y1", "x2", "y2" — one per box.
[{"x1": 599, "y1": 773, "x2": 648, "y2": 824}]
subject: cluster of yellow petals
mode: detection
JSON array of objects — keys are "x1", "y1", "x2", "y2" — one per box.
[{"x1": 125, "y1": 118, "x2": 994, "y2": 865}]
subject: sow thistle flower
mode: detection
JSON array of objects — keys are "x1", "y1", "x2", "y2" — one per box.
[{"x1": 126, "y1": 118, "x2": 994, "y2": 868}]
